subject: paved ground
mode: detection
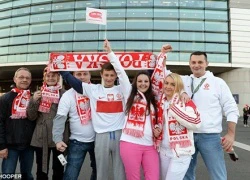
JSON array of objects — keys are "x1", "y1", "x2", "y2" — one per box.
[{"x1": 1, "y1": 118, "x2": 250, "y2": 180}]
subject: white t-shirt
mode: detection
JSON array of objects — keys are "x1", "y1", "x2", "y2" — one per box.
[{"x1": 57, "y1": 88, "x2": 95, "y2": 142}]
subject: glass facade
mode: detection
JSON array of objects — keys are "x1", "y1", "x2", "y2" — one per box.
[{"x1": 0, "y1": 0, "x2": 229, "y2": 65}]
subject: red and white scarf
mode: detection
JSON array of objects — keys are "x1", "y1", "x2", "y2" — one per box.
[
  {"x1": 162, "y1": 93, "x2": 192, "y2": 149},
  {"x1": 38, "y1": 83, "x2": 61, "y2": 113},
  {"x1": 123, "y1": 91, "x2": 156, "y2": 137},
  {"x1": 11, "y1": 88, "x2": 31, "y2": 119},
  {"x1": 75, "y1": 92, "x2": 91, "y2": 125}
]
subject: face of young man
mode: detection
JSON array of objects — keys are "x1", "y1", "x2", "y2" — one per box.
[
  {"x1": 100, "y1": 70, "x2": 117, "y2": 88},
  {"x1": 13, "y1": 70, "x2": 32, "y2": 90},
  {"x1": 136, "y1": 74, "x2": 150, "y2": 93},
  {"x1": 73, "y1": 71, "x2": 91, "y2": 83},
  {"x1": 189, "y1": 55, "x2": 208, "y2": 78}
]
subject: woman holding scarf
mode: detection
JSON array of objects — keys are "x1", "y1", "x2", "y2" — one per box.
[
  {"x1": 27, "y1": 68, "x2": 65, "y2": 180},
  {"x1": 157, "y1": 45, "x2": 201, "y2": 180}
]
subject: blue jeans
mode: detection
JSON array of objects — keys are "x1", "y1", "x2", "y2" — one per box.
[
  {"x1": 1, "y1": 147, "x2": 34, "y2": 180},
  {"x1": 63, "y1": 139, "x2": 96, "y2": 180},
  {"x1": 184, "y1": 133, "x2": 227, "y2": 180}
]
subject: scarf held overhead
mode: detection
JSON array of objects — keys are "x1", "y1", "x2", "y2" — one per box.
[
  {"x1": 11, "y1": 88, "x2": 31, "y2": 119},
  {"x1": 38, "y1": 83, "x2": 61, "y2": 113}
]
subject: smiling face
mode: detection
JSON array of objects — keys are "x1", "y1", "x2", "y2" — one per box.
[
  {"x1": 136, "y1": 74, "x2": 150, "y2": 93},
  {"x1": 100, "y1": 69, "x2": 117, "y2": 88},
  {"x1": 44, "y1": 72, "x2": 60, "y2": 86},
  {"x1": 163, "y1": 76, "x2": 175, "y2": 99},
  {"x1": 14, "y1": 69, "x2": 32, "y2": 90},
  {"x1": 189, "y1": 54, "x2": 208, "y2": 78}
]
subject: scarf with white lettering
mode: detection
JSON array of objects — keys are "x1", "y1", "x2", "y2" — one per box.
[
  {"x1": 75, "y1": 92, "x2": 91, "y2": 125},
  {"x1": 38, "y1": 83, "x2": 61, "y2": 113},
  {"x1": 162, "y1": 93, "x2": 192, "y2": 149},
  {"x1": 11, "y1": 88, "x2": 30, "y2": 119}
]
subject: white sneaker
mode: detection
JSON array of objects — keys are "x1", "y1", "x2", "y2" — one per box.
[{"x1": 244, "y1": 125, "x2": 247, "y2": 127}]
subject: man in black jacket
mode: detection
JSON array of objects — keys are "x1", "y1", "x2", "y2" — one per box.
[{"x1": 0, "y1": 67, "x2": 36, "y2": 179}]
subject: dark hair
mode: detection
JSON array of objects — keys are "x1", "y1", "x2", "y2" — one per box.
[
  {"x1": 190, "y1": 51, "x2": 207, "y2": 61},
  {"x1": 125, "y1": 71, "x2": 158, "y2": 121},
  {"x1": 101, "y1": 62, "x2": 115, "y2": 73}
]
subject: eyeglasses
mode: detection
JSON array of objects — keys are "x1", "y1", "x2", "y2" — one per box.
[{"x1": 16, "y1": 76, "x2": 31, "y2": 80}]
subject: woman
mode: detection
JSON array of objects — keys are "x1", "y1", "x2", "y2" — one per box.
[
  {"x1": 243, "y1": 104, "x2": 249, "y2": 127},
  {"x1": 27, "y1": 68, "x2": 65, "y2": 180},
  {"x1": 159, "y1": 73, "x2": 201, "y2": 180},
  {"x1": 120, "y1": 70, "x2": 161, "y2": 180}
]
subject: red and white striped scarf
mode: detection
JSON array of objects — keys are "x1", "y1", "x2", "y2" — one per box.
[
  {"x1": 75, "y1": 92, "x2": 91, "y2": 125},
  {"x1": 123, "y1": 91, "x2": 156, "y2": 137},
  {"x1": 11, "y1": 88, "x2": 30, "y2": 119},
  {"x1": 38, "y1": 83, "x2": 61, "y2": 113}
]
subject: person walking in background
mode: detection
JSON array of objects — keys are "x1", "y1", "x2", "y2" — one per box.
[
  {"x1": 243, "y1": 104, "x2": 249, "y2": 127},
  {"x1": 57, "y1": 40, "x2": 129, "y2": 180},
  {"x1": 53, "y1": 71, "x2": 96, "y2": 180},
  {"x1": 158, "y1": 73, "x2": 201, "y2": 180},
  {"x1": 0, "y1": 67, "x2": 35, "y2": 180},
  {"x1": 26, "y1": 68, "x2": 65, "y2": 180}
]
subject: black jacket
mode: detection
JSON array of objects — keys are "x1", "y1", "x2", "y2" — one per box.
[{"x1": 0, "y1": 91, "x2": 36, "y2": 150}]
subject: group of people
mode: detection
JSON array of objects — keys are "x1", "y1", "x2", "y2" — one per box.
[{"x1": 0, "y1": 39, "x2": 239, "y2": 180}]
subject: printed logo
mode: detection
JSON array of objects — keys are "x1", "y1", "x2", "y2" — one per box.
[{"x1": 203, "y1": 83, "x2": 209, "y2": 90}]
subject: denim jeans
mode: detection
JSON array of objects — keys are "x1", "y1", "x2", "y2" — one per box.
[
  {"x1": 184, "y1": 133, "x2": 227, "y2": 180},
  {"x1": 63, "y1": 139, "x2": 96, "y2": 180},
  {"x1": 1, "y1": 147, "x2": 34, "y2": 180}
]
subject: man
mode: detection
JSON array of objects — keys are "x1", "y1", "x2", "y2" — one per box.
[
  {"x1": 176, "y1": 51, "x2": 239, "y2": 180},
  {"x1": 53, "y1": 71, "x2": 97, "y2": 180},
  {"x1": 58, "y1": 40, "x2": 130, "y2": 180},
  {"x1": 0, "y1": 67, "x2": 36, "y2": 179}
]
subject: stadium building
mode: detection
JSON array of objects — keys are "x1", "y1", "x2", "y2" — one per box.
[{"x1": 0, "y1": 0, "x2": 249, "y2": 114}]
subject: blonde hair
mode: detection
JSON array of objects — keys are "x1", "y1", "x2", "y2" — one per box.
[
  {"x1": 43, "y1": 67, "x2": 59, "y2": 83},
  {"x1": 165, "y1": 73, "x2": 184, "y2": 96}
]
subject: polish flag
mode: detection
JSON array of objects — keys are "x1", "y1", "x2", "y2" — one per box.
[{"x1": 86, "y1": 7, "x2": 107, "y2": 25}]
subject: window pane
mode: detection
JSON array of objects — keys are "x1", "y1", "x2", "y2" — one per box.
[
  {"x1": 74, "y1": 22, "x2": 99, "y2": 31},
  {"x1": 8, "y1": 54, "x2": 27, "y2": 63},
  {"x1": 154, "y1": 0, "x2": 178, "y2": 7},
  {"x1": 102, "y1": 0, "x2": 126, "y2": 7},
  {"x1": 51, "y1": 11, "x2": 74, "y2": 21},
  {"x1": 9, "y1": 36, "x2": 28, "y2": 45},
  {"x1": 206, "y1": 43, "x2": 228, "y2": 52},
  {"x1": 28, "y1": 44, "x2": 49, "y2": 52},
  {"x1": 205, "y1": 33, "x2": 228, "y2": 42},
  {"x1": 205, "y1": 22, "x2": 228, "y2": 32},
  {"x1": 97, "y1": 41, "x2": 125, "y2": 51},
  {"x1": 73, "y1": 42, "x2": 98, "y2": 51},
  {"x1": 49, "y1": 43, "x2": 73, "y2": 51},
  {"x1": 30, "y1": 24, "x2": 50, "y2": 34},
  {"x1": 154, "y1": 9, "x2": 178, "y2": 18},
  {"x1": 30, "y1": 13, "x2": 51, "y2": 23},
  {"x1": 0, "y1": 56, "x2": 7, "y2": 63},
  {"x1": 207, "y1": 54, "x2": 229, "y2": 63},
  {"x1": 75, "y1": 10, "x2": 86, "y2": 20},
  {"x1": 13, "y1": 0, "x2": 31, "y2": 6},
  {"x1": 127, "y1": 9, "x2": 153, "y2": 18},
  {"x1": 11, "y1": 16, "x2": 29, "y2": 26},
  {"x1": 31, "y1": 4, "x2": 51, "y2": 13},
  {"x1": 12, "y1": 7, "x2": 30, "y2": 16},
  {"x1": 0, "y1": 38, "x2": 9, "y2": 46},
  {"x1": 52, "y1": 2, "x2": 75, "y2": 11},
  {"x1": 0, "y1": 47, "x2": 8, "y2": 55},
  {"x1": 108, "y1": 9, "x2": 125, "y2": 18},
  {"x1": 126, "y1": 41, "x2": 152, "y2": 51},
  {"x1": 180, "y1": 32, "x2": 204, "y2": 41},
  {"x1": 180, "y1": 21, "x2": 204, "y2": 31},
  {"x1": 0, "y1": 18, "x2": 11, "y2": 28},
  {"x1": 0, "y1": 10, "x2": 11, "y2": 18},
  {"x1": 180, "y1": 9, "x2": 204, "y2": 20},
  {"x1": 73, "y1": 32, "x2": 98, "y2": 41},
  {"x1": 154, "y1": 20, "x2": 179, "y2": 30},
  {"x1": 50, "y1": 33, "x2": 74, "y2": 41},
  {"x1": 99, "y1": 20, "x2": 125, "y2": 30},
  {"x1": 205, "y1": 1, "x2": 228, "y2": 9},
  {"x1": 0, "y1": 2, "x2": 12, "y2": 10},
  {"x1": 51, "y1": 22, "x2": 73, "y2": 32},
  {"x1": 154, "y1": 32, "x2": 179, "y2": 40},
  {"x1": 180, "y1": 42, "x2": 205, "y2": 51},
  {"x1": 127, "y1": 0, "x2": 153, "y2": 6},
  {"x1": 179, "y1": 0, "x2": 204, "y2": 8},
  {"x1": 153, "y1": 42, "x2": 179, "y2": 51},
  {"x1": 0, "y1": 28, "x2": 10, "y2": 38},
  {"x1": 75, "y1": 0, "x2": 100, "y2": 9},
  {"x1": 99, "y1": 31, "x2": 126, "y2": 40},
  {"x1": 11, "y1": 26, "x2": 29, "y2": 36},
  {"x1": 126, "y1": 31, "x2": 152, "y2": 40},
  {"x1": 180, "y1": 53, "x2": 190, "y2": 62},
  {"x1": 9, "y1": 45, "x2": 28, "y2": 54},
  {"x1": 205, "y1": 10, "x2": 228, "y2": 20},
  {"x1": 27, "y1": 53, "x2": 49, "y2": 62},
  {"x1": 29, "y1": 34, "x2": 50, "y2": 43},
  {"x1": 126, "y1": 20, "x2": 153, "y2": 30}
]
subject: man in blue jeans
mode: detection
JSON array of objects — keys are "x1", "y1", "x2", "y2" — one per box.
[
  {"x1": 53, "y1": 71, "x2": 96, "y2": 180},
  {"x1": 178, "y1": 51, "x2": 239, "y2": 180},
  {"x1": 0, "y1": 67, "x2": 36, "y2": 179}
]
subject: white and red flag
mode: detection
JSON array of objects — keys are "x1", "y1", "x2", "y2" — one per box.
[{"x1": 86, "y1": 7, "x2": 107, "y2": 25}]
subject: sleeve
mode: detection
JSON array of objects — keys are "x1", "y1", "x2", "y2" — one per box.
[
  {"x1": 56, "y1": 92, "x2": 71, "y2": 116},
  {"x1": 59, "y1": 71, "x2": 83, "y2": 94},
  {"x1": 168, "y1": 100, "x2": 201, "y2": 130},
  {"x1": 26, "y1": 96, "x2": 40, "y2": 121},
  {"x1": 0, "y1": 96, "x2": 7, "y2": 150},
  {"x1": 108, "y1": 52, "x2": 131, "y2": 100},
  {"x1": 52, "y1": 114, "x2": 67, "y2": 144},
  {"x1": 218, "y1": 79, "x2": 239, "y2": 123}
]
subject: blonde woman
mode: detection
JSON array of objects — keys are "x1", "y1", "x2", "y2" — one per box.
[{"x1": 158, "y1": 73, "x2": 201, "y2": 180}]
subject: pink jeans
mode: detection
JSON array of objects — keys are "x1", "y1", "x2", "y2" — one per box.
[{"x1": 120, "y1": 141, "x2": 159, "y2": 180}]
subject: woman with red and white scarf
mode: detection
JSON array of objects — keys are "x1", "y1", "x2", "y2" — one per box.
[
  {"x1": 27, "y1": 68, "x2": 65, "y2": 180},
  {"x1": 156, "y1": 45, "x2": 201, "y2": 180}
]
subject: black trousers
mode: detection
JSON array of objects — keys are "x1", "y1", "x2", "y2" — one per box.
[{"x1": 34, "y1": 147, "x2": 64, "y2": 180}]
